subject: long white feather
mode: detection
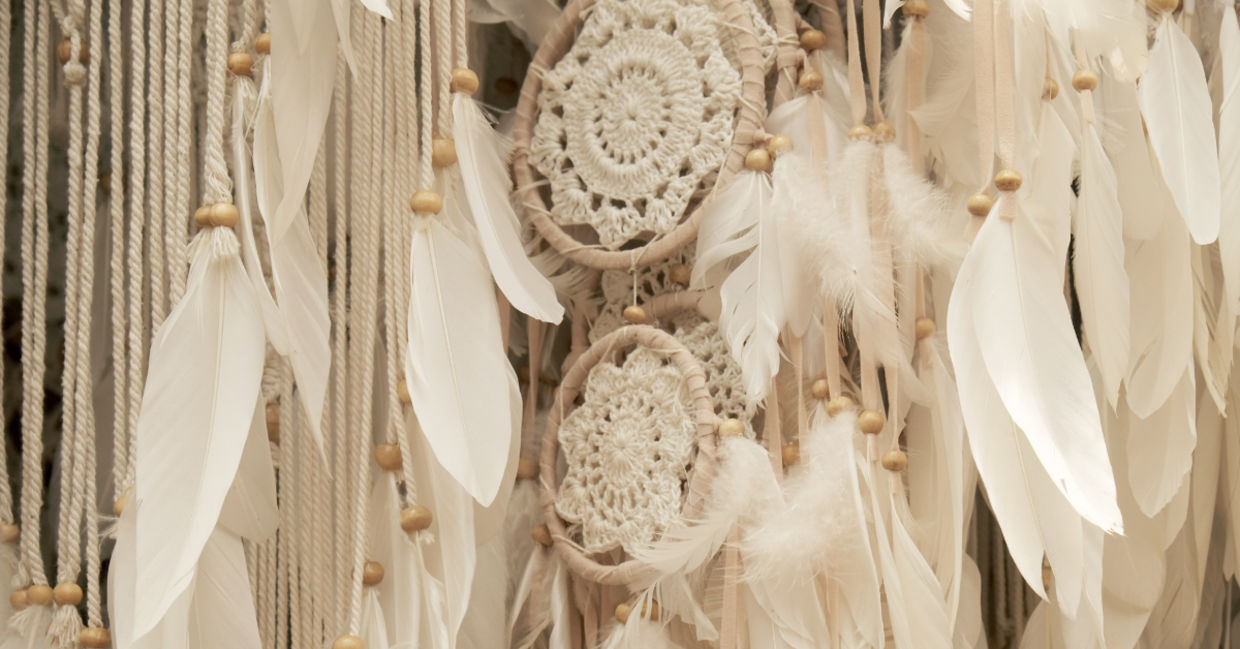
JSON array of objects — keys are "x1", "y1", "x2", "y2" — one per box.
[
  {"x1": 1217, "y1": 6, "x2": 1240, "y2": 317},
  {"x1": 883, "y1": 493, "x2": 954, "y2": 649},
  {"x1": 360, "y1": 589, "x2": 390, "y2": 649},
  {"x1": 1139, "y1": 15, "x2": 1221, "y2": 245},
  {"x1": 452, "y1": 95, "x2": 563, "y2": 324},
  {"x1": 1125, "y1": 216, "x2": 1193, "y2": 418},
  {"x1": 1073, "y1": 122, "x2": 1130, "y2": 408},
  {"x1": 1124, "y1": 370, "x2": 1196, "y2": 518},
  {"x1": 1, "y1": 609, "x2": 52, "y2": 649},
  {"x1": 132, "y1": 228, "x2": 266, "y2": 638},
  {"x1": 217, "y1": 401, "x2": 277, "y2": 541},
  {"x1": 690, "y1": 171, "x2": 762, "y2": 290}
]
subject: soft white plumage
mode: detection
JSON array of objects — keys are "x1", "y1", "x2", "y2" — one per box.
[
  {"x1": 1125, "y1": 216, "x2": 1193, "y2": 418},
  {"x1": 1217, "y1": 6, "x2": 1240, "y2": 319}
]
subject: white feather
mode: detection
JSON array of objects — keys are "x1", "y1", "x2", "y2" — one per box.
[
  {"x1": 882, "y1": 494, "x2": 954, "y2": 649},
  {"x1": 131, "y1": 228, "x2": 266, "y2": 638},
  {"x1": 453, "y1": 95, "x2": 564, "y2": 324},
  {"x1": 1217, "y1": 6, "x2": 1240, "y2": 316},
  {"x1": 1073, "y1": 123, "x2": 1130, "y2": 408},
  {"x1": 692, "y1": 170, "x2": 769, "y2": 291},
  {"x1": 712, "y1": 169, "x2": 783, "y2": 400},
  {"x1": 1125, "y1": 217, "x2": 1193, "y2": 418},
  {"x1": 1139, "y1": 15, "x2": 1221, "y2": 245},
  {"x1": 360, "y1": 589, "x2": 390, "y2": 649},
  {"x1": 1098, "y1": 74, "x2": 1167, "y2": 242},
  {"x1": 952, "y1": 197, "x2": 1122, "y2": 532},
  {"x1": 217, "y1": 401, "x2": 277, "y2": 541},
  {"x1": 1, "y1": 608, "x2": 52, "y2": 649}
]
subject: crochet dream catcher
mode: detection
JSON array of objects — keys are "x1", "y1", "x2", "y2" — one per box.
[{"x1": 512, "y1": 0, "x2": 768, "y2": 270}]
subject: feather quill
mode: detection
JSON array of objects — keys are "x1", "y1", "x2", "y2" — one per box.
[{"x1": 1138, "y1": 15, "x2": 1221, "y2": 245}]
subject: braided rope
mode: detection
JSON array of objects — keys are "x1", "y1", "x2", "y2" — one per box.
[
  {"x1": 330, "y1": 43, "x2": 352, "y2": 632},
  {"x1": 121, "y1": 0, "x2": 147, "y2": 499},
  {"x1": 0, "y1": 0, "x2": 14, "y2": 527}
]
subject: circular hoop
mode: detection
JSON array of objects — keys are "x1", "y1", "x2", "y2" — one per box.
[
  {"x1": 539, "y1": 325, "x2": 720, "y2": 586},
  {"x1": 512, "y1": 0, "x2": 768, "y2": 271}
]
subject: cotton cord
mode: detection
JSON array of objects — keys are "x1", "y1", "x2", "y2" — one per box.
[
  {"x1": 433, "y1": 0, "x2": 452, "y2": 134},
  {"x1": 148, "y1": 0, "x2": 168, "y2": 328},
  {"x1": 393, "y1": 0, "x2": 419, "y2": 504},
  {"x1": 330, "y1": 44, "x2": 353, "y2": 634},
  {"x1": 0, "y1": 0, "x2": 14, "y2": 527},
  {"x1": 203, "y1": 0, "x2": 232, "y2": 205},
  {"x1": 168, "y1": 0, "x2": 194, "y2": 301}
]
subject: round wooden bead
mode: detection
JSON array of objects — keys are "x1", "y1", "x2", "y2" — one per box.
[
  {"x1": 266, "y1": 402, "x2": 281, "y2": 444},
  {"x1": 9, "y1": 589, "x2": 26, "y2": 611},
  {"x1": 915, "y1": 317, "x2": 936, "y2": 340},
  {"x1": 744, "y1": 148, "x2": 773, "y2": 172},
  {"x1": 798, "y1": 69, "x2": 824, "y2": 92},
  {"x1": 848, "y1": 124, "x2": 873, "y2": 141},
  {"x1": 622, "y1": 304, "x2": 648, "y2": 324},
  {"x1": 614, "y1": 603, "x2": 632, "y2": 624},
  {"x1": 400, "y1": 505, "x2": 433, "y2": 533},
  {"x1": 374, "y1": 443, "x2": 402, "y2": 471},
  {"x1": 782, "y1": 443, "x2": 800, "y2": 467},
  {"x1": 410, "y1": 190, "x2": 443, "y2": 215},
  {"x1": 994, "y1": 169, "x2": 1023, "y2": 192},
  {"x1": 826, "y1": 395, "x2": 854, "y2": 416},
  {"x1": 113, "y1": 496, "x2": 127, "y2": 517},
  {"x1": 0, "y1": 524, "x2": 19, "y2": 544},
  {"x1": 432, "y1": 138, "x2": 458, "y2": 168},
  {"x1": 718, "y1": 418, "x2": 745, "y2": 438},
  {"x1": 532, "y1": 524, "x2": 553, "y2": 547},
  {"x1": 873, "y1": 121, "x2": 896, "y2": 142},
  {"x1": 53, "y1": 582, "x2": 83, "y2": 606},
  {"x1": 881, "y1": 449, "x2": 908, "y2": 471},
  {"x1": 903, "y1": 0, "x2": 930, "y2": 17},
  {"x1": 193, "y1": 205, "x2": 211, "y2": 227},
  {"x1": 255, "y1": 32, "x2": 271, "y2": 55},
  {"x1": 80, "y1": 627, "x2": 111, "y2": 649},
  {"x1": 799, "y1": 29, "x2": 828, "y2": 51},
  {"x1": 668, "y1": 264, "x2": 692, "y2": 285},
  {"x1": 227, "y1": 52, "x2": 254, "y2": 77},
  {"x1": 362, "y1": 560, "x2": 384, "y2": 586},
  {"x1": 967, "y1": 192, "x2": 994, "y2": 217},
  {"x1": 516, "y1": 457, "x2": 539, "y2": 480},
  {"x1": 1071, "y1": 69, "x2": 1098, "y2": 92},
  {"x1": 810, "y1": 378, "x2": 830, "y2": 400},
  {"x1": 858, "y1": 409, "x2": 885, "y2": 435},
  {"x1": 57, "y1": 40, "x2": 89, "y2": 64},
  {"x1": 397, "y1": 376, "x2": 412, "y2": 405},
  {"x1": 767, "y1": 134, "x2": 793, "y2": 159},
  {"x1": 332, "y1": 635, "x2": 364, "y2": 649},
  {"x1": 1042, "y1": 77, "x2": 1059, "y2": 100},
  {"x1": 450, "y1": 67, "x2": 480, "y2": 95},
  {"x1": 1147, "y1": 0, "x2": 1179, "y2": 12},
  {"x1": 195, "y1": 202, "x2": 239, "y2": 228},
  {"x1": 27, "y1": 584, "x2": 53, "y2": 606}
]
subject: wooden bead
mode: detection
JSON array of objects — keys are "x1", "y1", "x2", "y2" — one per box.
[
  {"x1": 362, "y1": 560, "x2": 384, "y2": 586},
  {"x1": 27, "y1": 584, "x2": 53, "y2": 606},
  {"x1": 0, "y1": 524, "x2": 19, "y2": 544},
  {"x1": 57, "y1": 40, "x2": 89, "y2": 64},
  {"x1": 80, "y1": 627, "x2": 111, "y2": 649},
  {"x1": 432, "y1": 138, "x2": 458, "y2": 168},
  {"x1": 881, "y1": 449, "x2": 908, "y2": 471},
  {"x1": 53, "y1": 582, "x2": 83, "y2": 606},
  {"x1": 767, "y1": 134, "x2": 793, "y2": 159},
  {"x1": 994, "y1": 169, "x2": 1023, "y2": 192},
  {"x1": 873, "y1": 121, "x2": 896, "y2": 142},
  {"x1": 810, "y1": 378, "x2": 830, "y2": 400},
  {"x1": 915, "y1": 317, "x2": 936, "y2": 340},
  {"x1": 516, "y1": 457, "x2": 539, "y2": 480},
  {"x1": 532, "y1": 524, "x2": 553, "y2": 547},
  {"x1": 1147, "y1": 0, "x2": 1179, "y2": 12},
  {"x1": 858, "y1": 409, "x2": 885, "y2": 435},
  {"x1": 9, "y1": 589, "x2": 26, "y2": 611},
  {"x1": 798, "y1": 69, "x2": 824, "y2": 92},
  {"x1": 332, "y1": 635, "x2": 364, "y2": 649},
  {"x1": 799, "y1": 29, "x2": 828, "y2": 51},
  {"x1": 1042, "y1": 77, "x2": 1060, "y2": 100},
  {"x1": 193, "y1": 205, "x2": 210, "y2": 227},
  {"x1": 195, "y1": 202, "x2": 239, "y2": 228},
  {"x1": 848, "y1": 124, "x2": 873, "y2": 141},
  {"x1": 718, "y1": 418, "x2": 745, "y2": 438},
  {"x1": 826, "y1": 395, "x2": 854, "y2": 416},
  {"x1": 450, "y1": 67, "x2": 480, "y2": 95},
  {"x1": 227, "y1": 52, "x2": 254, "y2": 77},
  {"x1": 255, "y1": 32, "x2": 271, "y2": 55},
  {"x1": 744, "y1": 148, "x2": 773, "y2": 172},
  {"x1": 622, "y1": 304, "x2": 648, "y2": 324},
  {"x1": 374, "y1": 443, "x2": 402, "y2": 471},
  {"x1": 1071, "y1": 69, "x2": 1098, "y2": 92},
  {"x1": 902, "y1": 0, "x2": 929, "y2": 17},
  {"x1": 410, "y1": 190, "x2": 444, "y2": 215},
  {"x1": 781, "y1": 443, "x2": 800, "y2": 467},
  {"x1": 668, "y1": 264, "x2": 692, "y2": 285},
  {"x1": 967, "y1": 192, "x2": 994, "y2": 217},
  {"x1": 614, "y1": 602, "x2": 632, "y2": 624},
  {"x1": 397, "y1": 376, "x2": 412, "y2": 405},
  {"x1": 266, "y1": 402, "x2": 281, "y2": 444},
  {"x1": 113, "y1": 496, "x2": 126, "y2": 517},
  {"x1": 400, "y1": 505, "x2": 433, "y2": 533}
]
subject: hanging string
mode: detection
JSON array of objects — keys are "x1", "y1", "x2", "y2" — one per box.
[
  {"x1": 121, "y1": 0, "x2": 147, "y2": 501},
  {"x1": 147, "y1": 0, "x2": 168, "y2": 329},
  {"x1": 0, "y1": 0, "x2": 14, "y2": 533},
  {"x1": 330, "y1": 42, "x2": 353, "y2": 634},
  {"x1": 106, "y1": 0, "x2": 129, "y2": 523},
  {"x1": 202, "y1": 0, "x2": 232, "y2": 206},
  {"x1": 393, "y1": 0, "x2": 419, "y2": 504},
  {"x1": 168, "y1": 0, "x2": 194, "y2": 299},
  {"x1": 972, "y1": 0, "x2": 995, "y2": 193},
  {"x1": 419, "y1": 0, "x2": 435, "y2": 192},
  {"x1": 434, "y1": 0, "x2": 452, "y2": 134},
  {"x1": 452, "y1": 0, "x2": 468, "y2": 68}
]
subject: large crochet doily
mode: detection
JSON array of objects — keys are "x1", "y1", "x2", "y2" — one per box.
[
  {"x1": 554, "y1": 346, "x2": 697, "y2": 554},
  {"x1": 529, "y1": 0, "x2": 742, "y2": 249}
]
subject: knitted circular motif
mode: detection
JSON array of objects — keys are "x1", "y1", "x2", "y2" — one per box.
[
  {"x1": 554, "y1": 346, "x2": 697, "y2": 554},
  {"x1": 530, "y1": 0, "x2": 741, "y2": 249}
]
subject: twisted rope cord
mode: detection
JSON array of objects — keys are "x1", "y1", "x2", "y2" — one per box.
[
  {"x1": 331, "y1": 44, "x2": 352, "y2": 632},
  {"x1": 279, "y1": 370, "x2": 296, "y2": 649},
  {"x1": 106, "y1": 0, "x2": 128, "y2": 512},
  {"x1": 452, "y1": 0, "x2": 466, "y2": 68},
  {"x1": 393, "y1": 0, "x2": 418, "y2": 503},
  {"x1": 167, "y1": 0, "x2": 194, "y2": 302},
  {"x1": 307, "y1": 140, "x2": 328, "y2": 645},
  {"x1": 147, "y1": 0, "x2": 167, "y2": 328},
  {"x1": 120, "y1": 0, "x2": 147, "y2": 498},
  {"x1": 418, "y1": 0, "x2": 434, "y2": 190},
  {"x1": 203, "y1": 0, "x2": 233, "y2": 205},
  {"x1": 433, "y1": 0, "x2": 451, "y2": 134},
  {"x1": 0, "y1": 0, "x2": 14, "y2": 526}
]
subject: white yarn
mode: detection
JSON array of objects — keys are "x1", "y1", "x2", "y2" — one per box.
[
  {"x1": 121, "y1": 0, "x2": 148, "y2": 502},
  {"x1": 167, "y1": 0, "x2": 194, "y2": 303},
  {"x1": 529, "y1": 0, "x2": 741, "y2": 249},
  {"x1": 0, "y1": 0, "x2": 14, "y2": 528},
  {"x1": 330, "y1": 45, "x2": 352, "y2": 634},
  {"x1": 393, "y1": 0, "x2": 419, "y2": 505},
  {"x1": 555, "y1": 346, "x2": 697, "y2": 554},
  {"x1": 202, "y1": 0, "x2": 233, "y2": 206},
  {"x1": 147, "y1": 0, "x2": 168, "y2": 329}
]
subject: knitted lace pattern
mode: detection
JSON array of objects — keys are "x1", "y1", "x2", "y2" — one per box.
[
  {"x1": 673, "y1": 319, "x2": 756, "y2": 436},
  {"x1": 555, "y1": 346, "x2": 697, "y2": 554},
  {"x1": 530, "y1": 0, "x2": 742, "y2": 249}
]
